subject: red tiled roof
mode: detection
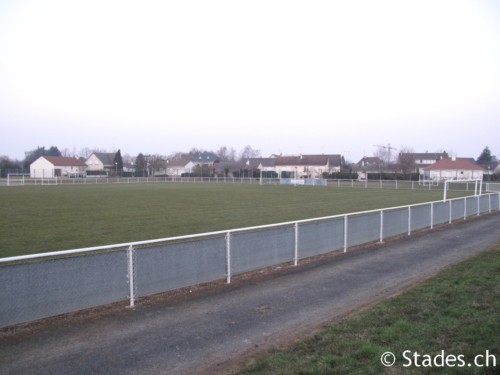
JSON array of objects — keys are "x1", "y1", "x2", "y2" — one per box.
[
  {"x1": 43, "y1": 156, "x2": 87, "y2": 167},
  {"x1": 425, "y1": 158, "x2": 483, "y2": 171}
]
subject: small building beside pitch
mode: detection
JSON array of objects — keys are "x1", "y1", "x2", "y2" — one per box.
[
  {"x1": 423, "y1": 157, "x2": 483, "y2": 181},
  {"x1": 30, "y1": 156, "x2": 87, "y2": 178}
]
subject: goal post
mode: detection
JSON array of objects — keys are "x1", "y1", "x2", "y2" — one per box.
[
  {"x1": 443, "y1": 179, "x2": 482, "y2": 201},
  {"x1": 7, "y1": 173, "x2": 27, "y2": 186},
  {"x1": 419, "y1": 175, "x2": 438, "y2": 186}
]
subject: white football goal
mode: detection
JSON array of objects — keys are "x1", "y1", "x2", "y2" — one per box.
[
  {"x1": 443, "y1": 179, "x2": 482, "y2": 201},
  {"x1": 6, "y1": 173, "x2": 27, "y2": 186}
]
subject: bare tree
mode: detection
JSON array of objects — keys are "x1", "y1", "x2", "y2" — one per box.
[
  {"x1": 79, "y1": 148, "x2": 93, "y2": 159},
  {"x1": 216, "y1": 146, "x2": 237, "y2": 162},
  {"x1": 228, "y1": 148, "x2": 237, "y2": 162},
  {"x1": 144, "y1": 154, "x2": 165, "y2": 175},
  {"x1": 216, "y1": 146, "x2": 228, "y2": 161},
  {"x1": 398, "y1": 147, "x2": 416, "y2": 176},
  {"x1": 373, "y1": 144, "x2": 397, "y2": 165},
  {"x1": 189, "y1": 147, "x2": 204, "y2": 156},
  {"x1": 61, "y1": 148, "x2": 72, "y2": 157},
  {"x1": 239, "y1": 145, "x2": 261, "y2": 160},
  {"x1": 168, "y1": 151, "x2": 191, "y2": 161}
]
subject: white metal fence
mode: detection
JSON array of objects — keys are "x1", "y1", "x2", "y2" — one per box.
[
  {"x1": 4, "y1": 175, "x2": 500, "y2": 192},
  {"x1": 0, "y1": 193, "x2": 499, "y2": 328}
]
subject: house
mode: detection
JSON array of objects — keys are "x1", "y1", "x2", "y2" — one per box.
[
  {"x1": 85, "y1": 152, "x2": 118, "y2": 175},
  {"x1": 479, "y1": 161, "x2": 500, "y2": 181},
  {"x1": 209, "y1": 157, "x2": 278, "y2": 178},
  {"x1": 142, "y1": 155, "x2": 168, "y2": 176},
  {"x1": 248, "y1": 158, "x2": 277, "y2": 178},
  {"x1": 399, "y1": 151, "x2": 449, "y2": 174},
  {"x1": 357, "y1": 157, "x2": 385, "y2": 168},
  {"x1": 355, "y1": 157, "x2": 385, "y2": 180},
  {"x1": 30, "y1": 156, "x2": 87, "y2": 178},
  {"x1": 165, "y1": 158, "x2": 194, "y2": 177},
  {"x1": 123, "y1": 163, "x2": 136, "y2": 175},
  {"x1": 213, "y1": 160, "x2": 247, "y2": 177},
  {"x1": 423, "y1": 157, "x2": 484, "y2": 181},
  {"x1": 275, "y1": 155, "x2": 340, "y2": 179},
  {"x1": 191, "y1": 151, "x2": 219, "y2": 165},
  {"x1": 164, "y1": 152, "x2": 220, "y2": 177},
  {"x1": 188, "y1": 152, "x2": 220, "y2": 177}
]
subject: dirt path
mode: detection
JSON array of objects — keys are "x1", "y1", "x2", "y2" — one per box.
[{"x1": 1, "y1": 213, "x2": 499, "y2": 375}]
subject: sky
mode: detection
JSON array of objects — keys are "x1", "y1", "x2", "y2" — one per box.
[{"x1": 1, "y1": 0, "x2": 499, "y2": 163}]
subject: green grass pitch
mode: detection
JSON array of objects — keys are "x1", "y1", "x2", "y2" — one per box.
[{"x1": 0, "y1": 183, "x2": 466, "y2": 258}]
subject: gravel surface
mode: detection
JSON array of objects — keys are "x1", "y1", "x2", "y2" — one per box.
[{"x1": 1, "y1": 213, "x2": 499, "y2": 375}]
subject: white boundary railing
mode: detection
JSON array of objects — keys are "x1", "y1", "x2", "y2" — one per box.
[
  {"x1": 0, "y1": 193, "x2": 499, "y2": 327},
  {"x1": 4, "y1": 176, "x2": 500, "y2": 192}
]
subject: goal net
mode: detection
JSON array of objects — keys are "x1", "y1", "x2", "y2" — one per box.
[
  {"x1": 7, "y1": 173, "x2": 27, "y2": 186},
  {"x1": 419, "y1": 175, "x2": 438, "y2": 186},
  {"x1": 443, "y1": 179, "x2": 483, "y2": 201}
]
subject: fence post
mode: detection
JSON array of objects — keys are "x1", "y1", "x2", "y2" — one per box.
[
  {"x1": 430, "y1": 202, "x2": 434, "y2": 229},
  {"x1": 127, "y1": 245, "x2": 135, "y2": 308},
  {"x1": 408, "y1": 206, "x2": 411, "y2": 236},
  {"x1": 449, "y1": 200, "x2": 452, "y2": 224},
  {"x1": 294, "y1": 222, "x2": 299, "y2": 266},
  {"x1": 344, "y1": 215, "x2": 348, "y2": 252},
  {"x1": 464, "y1": 197, "x2": 467, "y2": 220},
  {"x1": 477, "y1": 196, "x2": 480, "y2": 216},
  {"x1": 226, "y1": 232, "x2": 231, "y2": 284},
  {"x1": 379, "y1": 210, "x2": 384, "y2": 243}
]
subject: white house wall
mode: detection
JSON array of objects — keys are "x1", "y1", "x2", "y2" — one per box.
[
  {"x1": 86, "y1": 154, "x2": 105, "y2": 171},
  {"x1": 429, "y1": 169, "x2": 483, "y2": 181},
  {"x1": 165, "y1": 161, "x2": 194, "y2": 176},
  {"x1": 30, "y1": 158, "x2": 55, "y2": 178}
]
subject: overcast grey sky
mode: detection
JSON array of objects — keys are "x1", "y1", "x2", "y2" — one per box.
[{"x1": 1, "y1": 0, "x2": 499, "y2": 162}]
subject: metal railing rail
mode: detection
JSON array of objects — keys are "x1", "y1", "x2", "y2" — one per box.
[{"x1": 5, "y1": 176, "x2": 500, "y2": 193}]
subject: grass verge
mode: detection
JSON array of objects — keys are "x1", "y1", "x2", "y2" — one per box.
[{"x1": 236, "y1": 244, "x2": 500, "y2": 374}]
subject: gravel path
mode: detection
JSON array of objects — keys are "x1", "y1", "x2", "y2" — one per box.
[{"x1": 1, "y1": 213, "x2": 499, "y2": 375}]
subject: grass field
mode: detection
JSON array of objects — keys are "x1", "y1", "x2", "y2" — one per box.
[
  {"x1": 0, "y1": 183, "x2": 469, "y2": 258},
  {"x1": 237, "y1": 244, "x2": 500, "y2": 374}
]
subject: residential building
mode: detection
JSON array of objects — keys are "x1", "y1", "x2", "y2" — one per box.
[
  {"x1": 355, "y1": 157, "x2": 385, "y2": 180},
  {"x1": 85, "y1": 152, "x2": 117, "y2": 174},
  {"x1": 30, "y1": 156, "x2": 87, "y2": 178},
  {"x1": 479, "y1": 161, "x2": 500, "y2": 181},
  {"x1": 248, "y1": 158, "x2": 277, "y2": 177},
  {"x1": 123, "y1": 163, "x2": 136, "y2": 175},
  {"x1": 189, "y1": 151, "x2": 220, "y2": 177},
  {"x1": 165, "y1": 158, "x2": 194, "y2": 177},
  {"x1": 191, "y1": 151, "x2": 219, "y2": 165},
  {"x1": 275, "y1": 155, "x2": 341, "y2": 179},
  {"x1": 213, "y1": 160, "x2": 247, "y2": 177},
  {"x1": 423, "y1": 157, "x2": 483, "y2": 181},
  {"x1": 399, "y1": 151, "x2": 449, "y2": 174}
]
